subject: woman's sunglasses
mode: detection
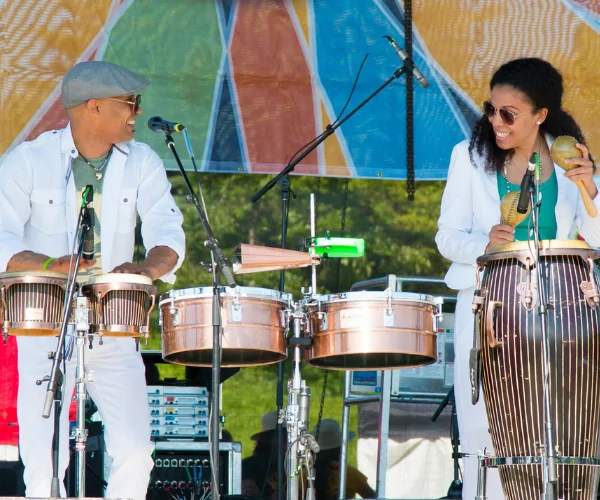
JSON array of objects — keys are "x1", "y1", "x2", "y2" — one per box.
[
  {"x1": 107, "y1": 94, "x2": 142, "y2": 113},
  {"x1": 483, "y1": 100, "x2": 533, "y2": 126}
]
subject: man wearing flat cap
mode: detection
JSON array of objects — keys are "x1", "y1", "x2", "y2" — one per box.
[{"x1": 0, "y1": 61, "x2": 185, "y2": 500}]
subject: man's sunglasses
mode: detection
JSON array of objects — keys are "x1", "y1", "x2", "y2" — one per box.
[
  {"x1": 107, "y1": 94, "x2": 142, "y2": 113},
  {"x1": 483, "y1": 100, "x2": 533, "y2": 126}
]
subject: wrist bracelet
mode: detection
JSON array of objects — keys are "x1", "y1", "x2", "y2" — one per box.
[{"x1": 42, "y1": 257, "x2": 56, "y2": 271}]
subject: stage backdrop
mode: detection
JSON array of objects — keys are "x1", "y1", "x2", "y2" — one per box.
[
  {"x1": 3, "y1": 0, "x2": 600, "y2": 182},
  {"x1": 2, "y1": 0, "x2": 600, "y2": 451}
]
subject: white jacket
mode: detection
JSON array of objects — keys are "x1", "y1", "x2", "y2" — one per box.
[
  {"x1": 0, "y1": 125, "x2": 185, "y2": 283},
  {"x1": 436, "y1": 136, "x2": 600, "y2": 291}
]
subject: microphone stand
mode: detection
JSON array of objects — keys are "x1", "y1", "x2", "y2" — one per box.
[
  {"x1": 40, "y1": 191, "x2": 93, "y2": 498},
  {"x1": 252, "y1": 61, "x2": 415, "y2": 500},
  {"x1": 162, "y1": 132, "x2": 236, "y2": 498},
  {"x1": 528, "y1": 174, "x2": 557, "y2": 500}
]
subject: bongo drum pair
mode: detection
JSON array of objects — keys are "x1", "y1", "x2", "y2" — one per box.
[{"x1": 0, "y1": 271, "x2": 156, "y2": 341}]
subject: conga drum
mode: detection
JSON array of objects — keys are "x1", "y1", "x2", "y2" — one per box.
[{"x1": 475, "y1": 240, "x2": 600, "y2": 499}]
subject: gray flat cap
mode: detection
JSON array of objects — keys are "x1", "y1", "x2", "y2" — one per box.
[{"x1": 61, "y1": 61, "x2": 149, "y2": 109}]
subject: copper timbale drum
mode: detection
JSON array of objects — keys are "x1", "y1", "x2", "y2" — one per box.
[
  {"x1": 305, "y1": 291, "x2": 442, "y2": 370},
  {"x1": 476, "y1": 240, "x2": 600, "y2": 499},
  {"x1": 160, "y1": 286, "x2": 291, "y2": 367},
  {"x1": 0, "y1": 271, "x2": 69, "y2": 336},
  {"x1": 81, "y1": 273, "x2": 156, "y2": 339}
]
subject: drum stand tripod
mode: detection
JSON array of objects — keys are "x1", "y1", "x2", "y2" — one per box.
[
  {"x1": 283, "y1": 304, "x2": 319, "y2": 500},
  {"x1": 40, "y1": 186, "x2": 94, "y2": 498},
  {"x1": 283, "y1": 195, "x2": 321, "y2": 500}
]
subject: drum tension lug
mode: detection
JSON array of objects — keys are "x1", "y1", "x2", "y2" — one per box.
[
  {"x1": 288, "y1": 337, "x2": 311, "y2": 347},
  {"x1": 580, "y1": 281, "x2": 600, "y2": 309},
  {"x1": 472, "y1": 291, "x2": 485, "y2": 313},
  {"x1": 581, "y1": 257, "x2": 600, "y2": 308}
]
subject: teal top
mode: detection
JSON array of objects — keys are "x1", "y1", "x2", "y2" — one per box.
[
  {"x1": 72, "y1": 149, "x2": 111, "y2": 282},
  {"x1": 497, "y1": 169, "x2": 559, "y2": 241}
]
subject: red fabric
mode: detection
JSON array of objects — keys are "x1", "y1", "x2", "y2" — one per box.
[
  {"x1": 0, "y1": 338, "x2": 77, "y2": 448},
  {"x1": 0, "y1": 337, "x2": 19, "y2": 446}
]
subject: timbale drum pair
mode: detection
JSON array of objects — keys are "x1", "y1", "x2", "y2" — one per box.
[{"x1": 159, "y1": 286, "x2": 443, "y2": 370}]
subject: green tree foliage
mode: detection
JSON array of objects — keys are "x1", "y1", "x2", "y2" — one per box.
[{"x1": 142, "y1": 172, "x2": 451, "y2": 461}]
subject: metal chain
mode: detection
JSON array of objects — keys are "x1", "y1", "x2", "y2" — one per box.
[
  {"x1": 315, "y1": 370, "x2": 328, "y2": 441},
  {"x1": 315, "y1": 178, "x2": 350, "y2": 440},
  {"x1": 405, "y1": 0, "x2": 415, "y2": 201}
]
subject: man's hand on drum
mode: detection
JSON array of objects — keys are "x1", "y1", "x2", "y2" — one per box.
[
  {"x1": 110, "y1": 262, "x2": 154, "y2": 280},
  {"x1": 46, "y1": 255, "x2": 96, "y2": 273},
  {"x1": 563, "y1": 142, "x2": 598, "y2": 199},
  {"x1": 111, "y1": 248, "x2": 178, "y2": 281},
  {"x1": 485, "y1": 223, "x2": 514, "y2": 253}
]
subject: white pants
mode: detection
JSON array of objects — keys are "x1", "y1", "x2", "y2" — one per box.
[
  {"x1": 455, "y1": 288, "x2": 504, "y2": 500},
  {"x1": 17, "y1": 335, "x2": 154, "y2": 500}
]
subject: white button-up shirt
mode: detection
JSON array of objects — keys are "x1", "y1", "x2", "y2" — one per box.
[
  {"x1": 436, "y1": 136, "x2": 600, "y2": 290},
  {"x1": 0, "y1": 125, "x2": 185, "y2": 283}
]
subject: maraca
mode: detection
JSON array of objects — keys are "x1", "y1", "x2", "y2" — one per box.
[
  {"x1": 500, "y1": 191, "x2": 529, "y2": 228},
  {"x1": 550, "y1": 135, "x2": 597, "y2": 217}
]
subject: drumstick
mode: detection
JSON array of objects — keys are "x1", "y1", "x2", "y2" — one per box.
[{"x1": 550, "y1": 135, "x2": 597, "y2": 218}]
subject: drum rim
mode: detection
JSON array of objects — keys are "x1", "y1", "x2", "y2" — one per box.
[
  {"x1": 486, "y1": 238, "x2": 593, "y2": 254},
  {"x1": 86, "y1": 272, "x2": 153, "y2": 286},
  {"x1": 313, "y1": 290, "x2": 437, "y2": 304},
  {"x1": 0, "y1": 271, "x2": 69, "y2": 280},
  {"x1": 159, "y1": 285, "x2": 292, "y2": 304}
]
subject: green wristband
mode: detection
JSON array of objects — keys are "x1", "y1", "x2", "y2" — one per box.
[{"x1": 42, "y1": 257, "x2": 56, "y2": 271}]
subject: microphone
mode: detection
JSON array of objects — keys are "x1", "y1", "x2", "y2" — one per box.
[
  {"x1": 384, "y1": 36, "x2": 430, "y2": 88},
  {"x1": 303, "y1": 434, "x2": 320, "y2": 454},
  {"x1": 299, "y1": 385, "x2": 310, "y2": 430},
  {"x1": 83, "y1": 208, "x2": 94, "y2": 260},
  {"x1": 148, "y1": 116, "x2": 185, "y2": 134},
  {"x1": 82, "y1": 185, "x2": 94, "y2": 260},
  {"x1": 516, "y1": 154, "x2": 537, "y2": 214}
]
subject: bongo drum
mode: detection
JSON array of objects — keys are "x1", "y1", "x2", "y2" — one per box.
[
  {"x1": 474, "y1": 240, "x2": 600, "y2": 499},
  {"x1": 0, "y1": 271, "x2": 69, "y2": 336},
  {"x1": 81, "y1": 273, "x2": 156, "y2": 340}
]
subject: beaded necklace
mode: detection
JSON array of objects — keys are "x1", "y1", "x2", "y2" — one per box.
[
  {"x1": 78, "y1": 146, "x2": 113, "y2": 181},
  {"x1": 502, "y1": 136, "x2": 543, "y2": 191}
]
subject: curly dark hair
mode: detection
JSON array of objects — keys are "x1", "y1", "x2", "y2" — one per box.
[{"x1": 468, "y1": 58, "x2": 587, "y2": 174}]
